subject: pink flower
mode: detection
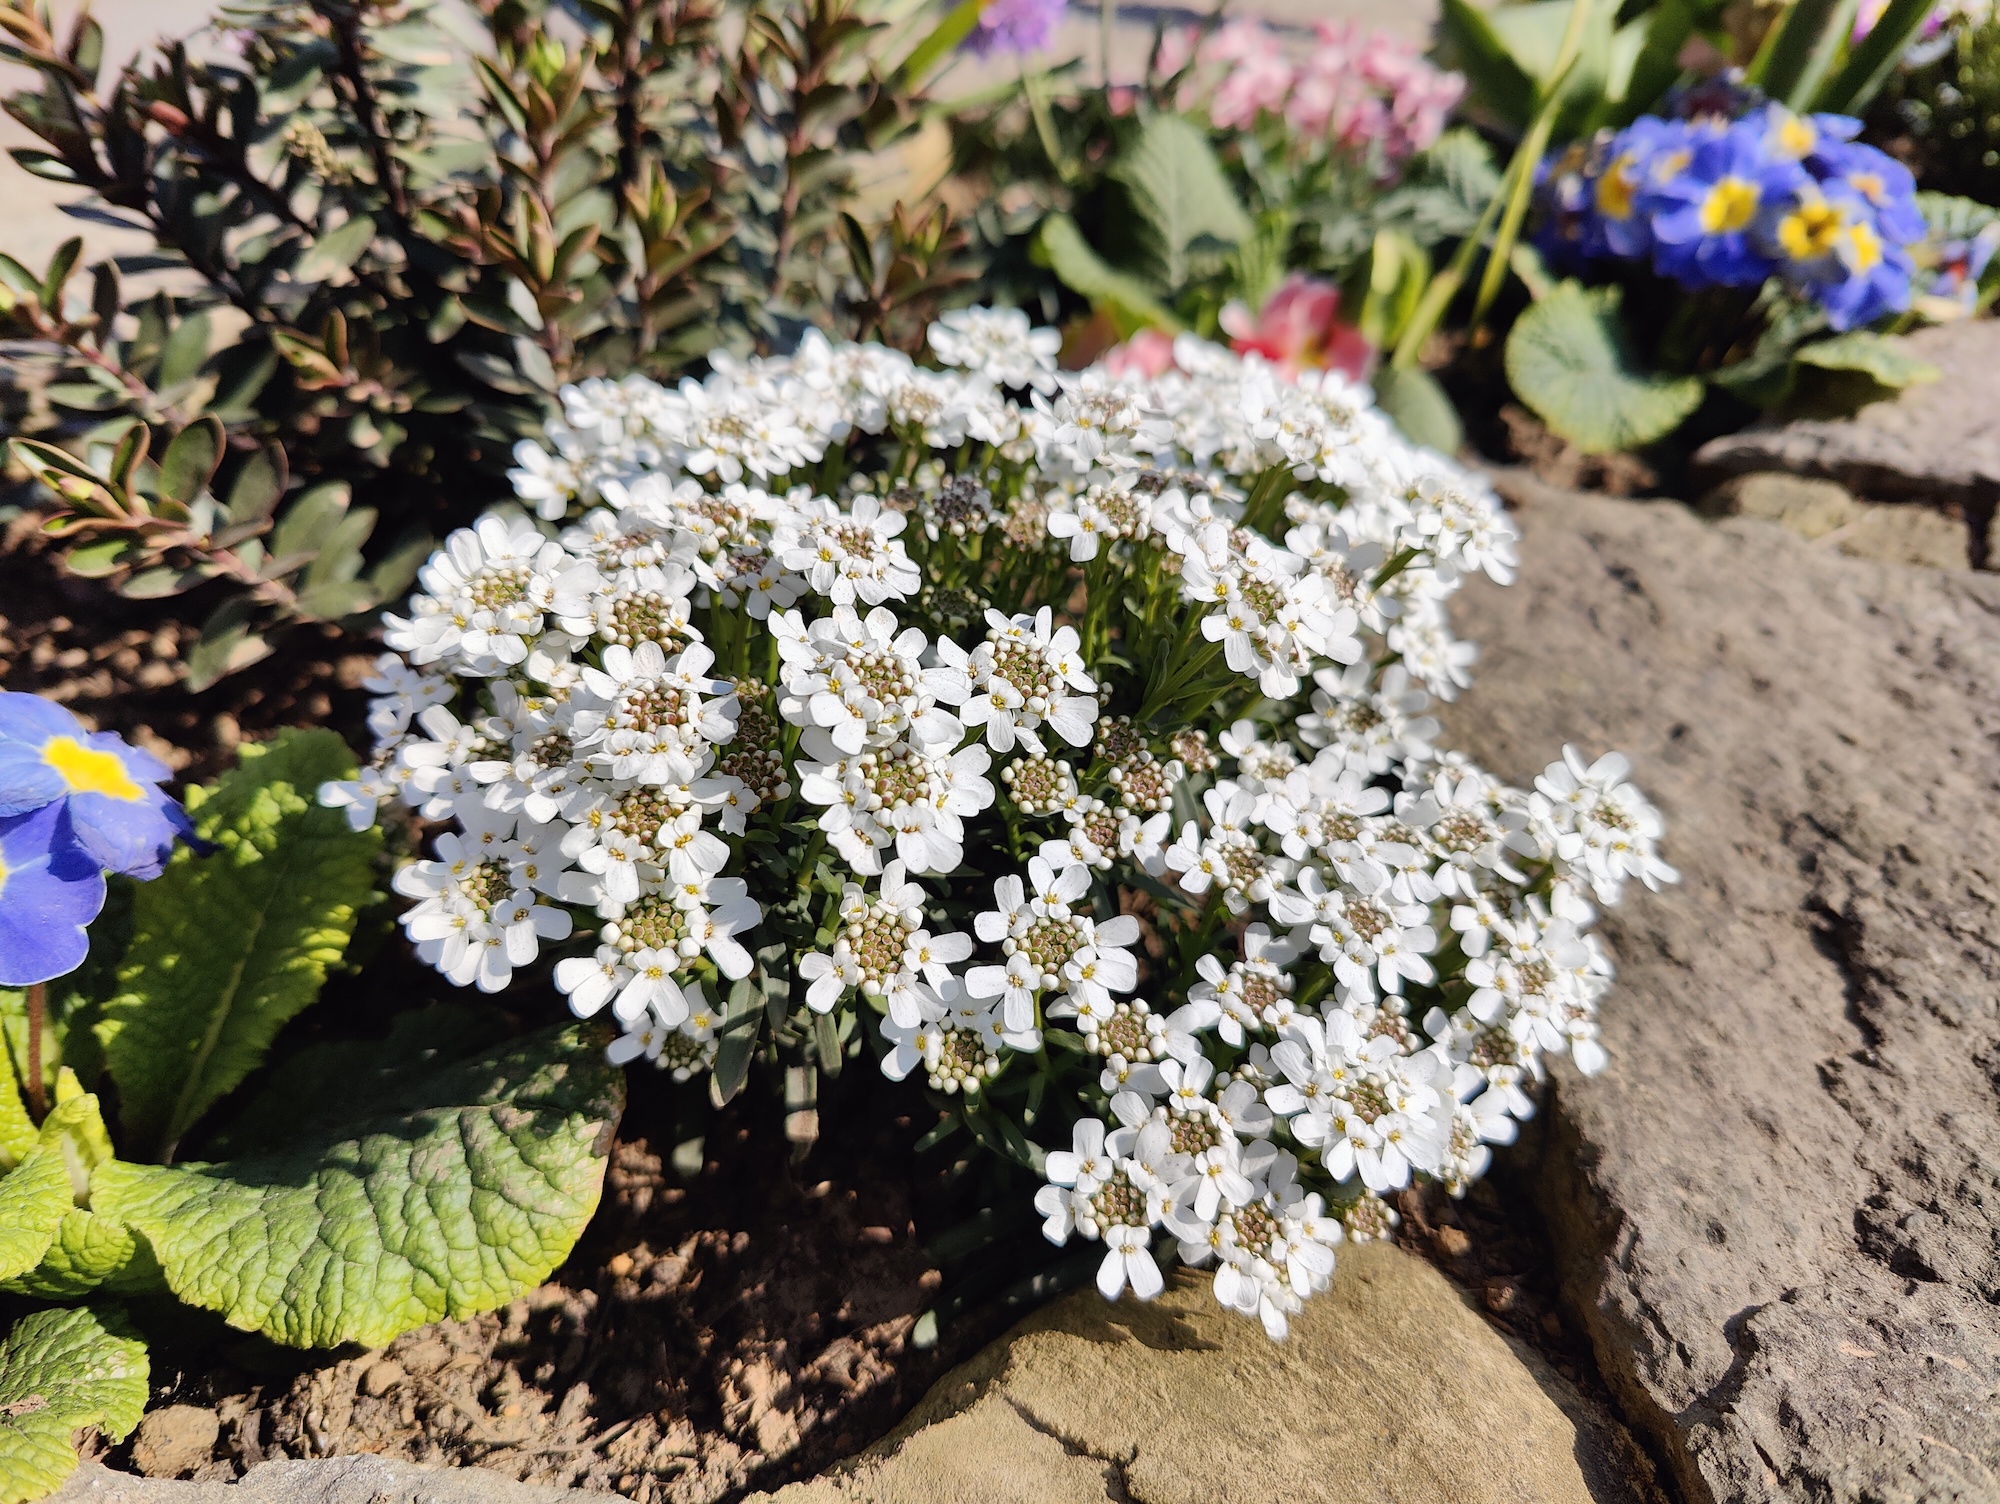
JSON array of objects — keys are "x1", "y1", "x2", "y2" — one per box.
[
  {"x1": 1200, "y1": 19, "x2": 1295, "y2": 128},
  {"x1": 1102, "y1": 330, "x2": 1179, "y2": 380},
  {"x1": 1219, "y1": 275, "x2": 1373, "y2": 382}
]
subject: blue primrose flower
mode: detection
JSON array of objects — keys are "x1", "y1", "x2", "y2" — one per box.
[
  {"x1": 1811, "y1": 139, "x2": 1927, "y2": 246},
  {"x1": 0, "y1": 692, "x2": 191, "y2": 880},
  {"x1": 1646, "y1": 121, "x2": 1801, "y2": 289},
  {"x1": 0, "y1": 801, "x2": 107, "y2": 988}
]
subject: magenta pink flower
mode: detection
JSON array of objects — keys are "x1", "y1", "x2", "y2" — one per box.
[
  {"x1": 1102, "y1": 330, "x2": 1180, "y2": 380},
  {"x1": 1219, "y1": 275, "x2": 1373, "y2": 382}
]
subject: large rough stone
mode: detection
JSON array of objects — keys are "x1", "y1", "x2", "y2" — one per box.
[
  {"x1": 53, "y1": 1454, "x2": 601, "y2": 1503},
  {"x1": 755, "y1": 1242, "x2": 1648, "y2": 1504},
  {"x1": 1693, "y1": 320, "x2": 2000, "y2": 533},
  {"x1": 1700, "y1": 471, "x2": 1972, "y2": 570},
  {"x1": 1442, "y1": 475, "x2": 2000, "y2": 1504}
]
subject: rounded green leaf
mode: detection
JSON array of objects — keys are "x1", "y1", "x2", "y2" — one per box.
[
  {"x1": 1504, "y1": 281, "x2": 1703, "y2": 454},
  {"x1": 93, "y1": 1025, "x2": 624, "y2": 1349}
]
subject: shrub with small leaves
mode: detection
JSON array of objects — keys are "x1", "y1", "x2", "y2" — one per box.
[{"x1": 0, "y1": 0, "x2": 980, "y2": 685}]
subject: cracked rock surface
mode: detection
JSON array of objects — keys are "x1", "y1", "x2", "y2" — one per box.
[
  {"x1": 753, "y1": 1242, "x2": 1645, "y2": 1504},
  {"x1": 1441, "y1": 476, "x2": 2000, "y2": 1504}
]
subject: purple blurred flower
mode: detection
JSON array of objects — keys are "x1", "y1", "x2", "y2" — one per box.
[{"x1": 963, "y1": 0, "x2": 1066, "y2": 58}]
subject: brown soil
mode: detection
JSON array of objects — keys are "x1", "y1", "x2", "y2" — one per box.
[{"x1": 117, "y1": 1063, "x2": 1019, "y2": 1502}]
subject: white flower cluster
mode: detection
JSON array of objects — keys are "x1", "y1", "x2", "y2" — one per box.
[{"x1": 325, "y1": 307, "x2": 1674, "y2": 1340}]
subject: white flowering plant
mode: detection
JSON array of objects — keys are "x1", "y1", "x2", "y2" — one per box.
[{"x1": 324, "y1": 304, "x2": 1675, "y2": 1341}]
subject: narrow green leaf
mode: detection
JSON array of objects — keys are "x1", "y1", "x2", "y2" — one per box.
[
  {"x1": 294, "y1": 214, "x2": 376, "y2": 283},
  {"x1": 93, "y1": 1025, "x2": 624, "y2": 1349},
  {"x1": 268, "y1": 480, "x2": 350, "y2": 560},
  {"x1": 38, "y1": 237, "x2": 80, "y2": 309},
  {"x1": 1815, "y1": 0, "x2": 1935, "y2": 112},
  {"x1": 1372, "y1": 366, "x2": 1465, "y2": 456},
  {"x1": 184, "y1": 599, "x2": 272, "y2": 692},
  {"x1": 896, "y1": 0, "x2": 991, "y2": 85},
  {"x1": 1438, "y1": 0, "x2": 1537, "y2": 133},
  {"x1": 0, "y1": 1306, "x2": 148, "y2": 1504},
  {"x1": 225, "y1": 445, "x2": 287, "y2": 525},
  {"x1": 154, "y1": 311, "x2": 212, "y2": 392},
  {"x1": 157, "y1": 415, "x2": 224, "y2": 506},
  {"x1": 1031, "y1": 214, "x2": 1183, "y2": 336},
  {"x1": 1504, "y1": 280, "x2": 1703, "y2": 452},
  {"x1": 94, "y1": 730, "x2": 379, "y2": 1160}
]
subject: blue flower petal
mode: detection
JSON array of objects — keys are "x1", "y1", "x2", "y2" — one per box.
[
  {"x1": 0, "y1": 803, "x2": 106, "y2": 987},
  {"x1": 65, "y1": 787, "x2": 188, "y2": 880},
  {"x1": 0, "y1": 741, "x2": 65, "y2": 817},
  {"x1": 0, "y1": 692, "x2": 84, "y2": 748}
]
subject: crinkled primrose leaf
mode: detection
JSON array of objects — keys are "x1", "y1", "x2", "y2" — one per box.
[
  {"x1": 0, "y1": 1306, "x2": 147, "y2": 1504},
  {"x1": 93, "y1": 728, "x2": 380, "y2": 1161},
  {"x1": 92, "y1": 1023, "x2": 624, "y2": 1349}
]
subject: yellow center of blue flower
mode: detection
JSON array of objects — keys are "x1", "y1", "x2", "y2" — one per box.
[
  {"x1": 1699, "y1": 178, "x2": 1761, "y2": 235},
  {"x1": 1778, "y1": 200, "x2": 1846, "y2": 262},
  {"x1": 0, "y1": 850, "x2": 9, "y2": 893},
  {"x1": 1773, "y1": 113, "x2": 1817, "y2": 160},
  {"x1": 1842, "y1": 220, "x2": 1884, "y2": 274},
  {"x1": 1847, "y1": 171, "x2": 1886, "y2": 206},
  {"x1": 43, "y1": 736, "x2": 143, "y2": 801},
  {"x1": 1595, "y1": 156, "x2": 1639, "y2": 220},
  {"x1": 1648, "y1": 148, "x2": 1692, "y2": 186}
]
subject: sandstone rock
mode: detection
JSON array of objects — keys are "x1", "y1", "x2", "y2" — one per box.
[
  {"x1": 1447, "y1": 474, "x2": 2000, "y2": 1504},
  {"x1": 128, "y1": 1408, "x2": 220, "y2": 1480},
  {"x1": 1693, "y1": 320, "x2": 2000, "y2": 551},
  {"x1": 54, "y1": 1455, "x2": 603, "y2": 1503},
  {"x1": 1700, "y1": 471, "x2": 1972, "y2": 569},
  {"x1": 753, "y1": 1242, "x2": 1650, "y2": 1504}
]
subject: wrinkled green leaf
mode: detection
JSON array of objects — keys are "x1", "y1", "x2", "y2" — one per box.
[
  {"x1": 1032, "y1": 214, "x2": 1182, "y2": 336},
  {"x1": 94, "y1": 730, "x2": 378, "y2": 1160},
  {"x1": 0, "y1": 1306, "x2": 148, "y2": 1504},
  {"x1": 1794, "y1": 330, "x2": 1941, "y2": 388},
  {"x1": 0, "y1": 1208, "x2": 145, "y2": 1300},
  {"x1": 1505, "y1": 281, "x2": 1703, "y2": 452},
  {"x1": 94, "y1": 1024, "x2": 624, "y2": 1349},
  {"x1": 1915, "y1": 191, "x2": 2000, "y2": 242},
  {"x1": 1114, "y1": 113, "x2": 1254, "y2": 291}
]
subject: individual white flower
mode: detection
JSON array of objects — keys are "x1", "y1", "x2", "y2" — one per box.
[
  {"x1": 659, "y1": 367, "x2": 821, "y2": 483},
  {"x1": 797, "y1": 732, "x2": 993, "y2": 877},
  {"x1": 940, "y1": 607, "x2": 1099, "y2": 755},
  {"x1": 928, "y1": 306, "x2": 1061, "y2": 392},
  {"x1": 966, "y1": 858, "x2": 1143, "y2": 1029},
  {"x1": 1269, "y1": 861, "x2": 1437, "y2": 998},
  {"x1": 1163, "y1": 783, "x2": 1281, "y2": 914},
  {"x1": 774, "y1": 494, "x2": 921, "y2": 605},
  {"x1": 1531, "y1": 746, "x2": 1678, "y2": 902},
  {"x1": 383, "y1": 512, "x2": 576, "y2": 675},
  {"x1": 568, "y1": 640, "x2": 739, "y2": 786},
  {"x1": 775, "y1": 605, "x2": 968, "y2": 753},
  {"x1": 797, "y1": 862, "x2": 971, "y2": 1025}
]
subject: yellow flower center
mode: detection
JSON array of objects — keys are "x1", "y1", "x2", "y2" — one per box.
[
  {"x1": 1778, "y1": 200, "x2": 1846, "y2": 262},
  {"x1": 1774, "y1": 114, "x2": 1817, "y2": 160},
  {"x1": 1842, "y1": 220, "x2": 1884, "y2": 274},
  {"x1": 43, "y1": 736, "x2": 143, "y2": 801},
  {"x1": 0, "y1": 850, "x2": 9, "y2": 892},
  {"x1": 1699, "y1": 177, "x2": 1761, "y2": 235},
  {"x1": 1648, "y1": 148, "x2": 1692, "y2": 186},
  {"x1": 1848, "y1": 171, "x2": 1885, "y2": 205},
  {"x1": 1595, "y1": 157, "x2": 1638, "y2": 221}
]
